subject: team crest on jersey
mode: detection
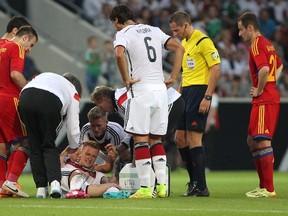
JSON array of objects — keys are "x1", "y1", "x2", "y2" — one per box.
[
  {"x1": 211, "y1": 51, "x2": 219, "y2": 61},
  {"x1": 186, "y1": 58, "x2": 195, "y2": 69}
]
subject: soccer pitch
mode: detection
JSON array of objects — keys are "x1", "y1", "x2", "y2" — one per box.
[{"x1": 1, "y1": 169, "x2": 288, "y2": 216}]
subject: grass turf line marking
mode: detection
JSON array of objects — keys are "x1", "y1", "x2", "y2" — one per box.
[{"x1": 4, "y1": 204, "x2": 288, "y2": 214}]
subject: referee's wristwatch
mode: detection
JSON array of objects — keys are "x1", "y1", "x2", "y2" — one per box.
[{"x1": 204, "y1": 95, "x2": 212, "y2": 101}]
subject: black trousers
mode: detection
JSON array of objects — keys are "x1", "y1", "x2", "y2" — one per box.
[{"x1": 18, "y1": 88, "x2": 63, "y2": 188}]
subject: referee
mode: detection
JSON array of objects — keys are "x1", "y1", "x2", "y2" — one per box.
[{"x1": 170, "y1": 11, "x2": 221, "y2": 197}]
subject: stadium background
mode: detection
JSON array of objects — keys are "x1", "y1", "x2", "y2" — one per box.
[{"x1": 1, "y1": 0, "x2": 288, "y2": 171}]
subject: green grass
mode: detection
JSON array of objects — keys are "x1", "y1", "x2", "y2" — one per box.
[{"x1": 1, "y1": 169, "x2": 288, "y2": 216}]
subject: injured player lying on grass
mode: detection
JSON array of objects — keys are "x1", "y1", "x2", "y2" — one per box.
[{"x1": 59, "y1": 140, "x2": 130, "y2": 199}]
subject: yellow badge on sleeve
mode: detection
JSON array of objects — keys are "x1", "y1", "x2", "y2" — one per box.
[{"x1": 211, "y1": 51, "x2": 219, "y2": 61}]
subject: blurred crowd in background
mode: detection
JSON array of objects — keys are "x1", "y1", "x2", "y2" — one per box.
[
  {"x1": 56, "y1": 0, "x2": 288, "y2": 98},
  {"x1": 3, "y1": 0, "x2": 288, "y2": 97}
]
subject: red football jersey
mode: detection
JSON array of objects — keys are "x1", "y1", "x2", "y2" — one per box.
[
  {"x1": 0, "y1": 38, "x2": 8, "y2": 46},
  {"x1": 0, "y1": 40, "x2": 25, "y2": 97},
  {"x1": 249, "y1": 36, "x2": 282, "y2": 105}
]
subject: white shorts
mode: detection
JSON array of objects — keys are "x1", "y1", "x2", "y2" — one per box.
[
  {"x1": 124, "y1": 84, "x2": 168, "y2": 135},
  {"x1": 61, "y1": 163, "x2": 105, "y2": 193}
]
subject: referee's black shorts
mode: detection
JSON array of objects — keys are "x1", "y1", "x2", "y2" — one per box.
[{"x1": 176, "y1": 85, "x2": 209, "y2": 132}]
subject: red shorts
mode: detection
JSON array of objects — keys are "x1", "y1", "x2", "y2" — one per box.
[
  {"x1": 0, "y1": 95, "x2": 26, "y2": 143},
  {"x1": 248, "y1": 103, "x2": 279, "y2": 140}
]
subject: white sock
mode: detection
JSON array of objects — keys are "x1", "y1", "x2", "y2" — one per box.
[
  {"x1": 105, "y1": 186, "x2": 120, "y2": 193},
  {"x1": 135, "y1": 158, "x2": 152, "y2": 187},
  {"x1": 152, "y1": 155, "x2": 167, "y2": 184}
]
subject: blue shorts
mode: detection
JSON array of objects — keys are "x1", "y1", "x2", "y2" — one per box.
[{"x1": 176, "y1": 85, "x2": 209, "y2": 132}]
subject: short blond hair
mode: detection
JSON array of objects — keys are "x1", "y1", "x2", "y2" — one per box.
[
  {"x1": 81, "y1": 140, "x2": 100, "y2": 150},
  {"x1": 87, "y1": 106, "x2": 107, "y2": 121},
  {"x1": 90, "y1": 86, "x2": 114, "y2": 104}
]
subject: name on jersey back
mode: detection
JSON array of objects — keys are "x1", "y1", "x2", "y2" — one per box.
[{"x1": 136, "y1": 28, "x2": 152, "y2": 34}]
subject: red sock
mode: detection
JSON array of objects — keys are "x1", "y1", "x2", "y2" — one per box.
[
  {"x1": 259, "y1": 147, "x2": 274, "y2": 192},
  {"x1": 7, "y1": 150, "x2": 16, "y2": 175},
  {"x1": 6, "y1": 150, "x2": 29, "y2": 182},
  {"x1": 0, "y1": 154, "x2": 7, "y2": 187},
  {"x1": 252, "y1": 149, "x2": 263, "y2": 188},
  {"x1": 135, "y1": 143, "x2": 151, "y2": 160},
  {"x1": 150, "y1": 142, "x2": 166, "y2": 157}
]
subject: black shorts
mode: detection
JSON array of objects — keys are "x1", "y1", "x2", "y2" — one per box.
[
  {"x1": 176, "y1": 85, "x2": 209, "y2": 132},
  {"x1": 167, "y1": 95, "x2": 185, "y2": 133}
]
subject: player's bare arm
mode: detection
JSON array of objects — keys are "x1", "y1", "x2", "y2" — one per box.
[
  {"x1": 105, "y1": 143, "x2": 118, "y2": 161},
  {"x1": 93, "y1": 157, "x2": 113, "y2": 173},
  {"x1": 177, "y1": 79, "x2": 183, "y2": 93},
  {"x1": 60, "y1": 146, "x2": 80, "y2": 167},
  {"x1": 164, "y1": 38, "x2": 184, "y2": 89},
  {"x1": 100, "y1": 175, "x2": 114, "y2": 183},
  {"x1": 60, "y1": 146, "x2": 69, "y2": 167},
  {"x1": 117, "y1": 143, "x2": 131, "y2": 161},
  {"x1": 10, "y1": 70, "x2": 27, "y2": 89},
  {"x1": 276, "y1": 64, "x2": 283, "y2": 81},
  {"x1": 251, "y1": 66, "x2": 269, "y2": 97},
  {"x1": 114, "y1": 45, "x2": 129, "y2": 84},
  {"x1": 114, "y1": 45, "x2": 140, "y2": 89}
]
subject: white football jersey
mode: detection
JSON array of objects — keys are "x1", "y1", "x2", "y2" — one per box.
[
  {"x1": 80, "y1": 121, "x2": 128, "y2": 164},
  {"x1": 61, "y1": 160, "x2": 105, "y2": 194},
  {"x1": 114, "y1": 24, "x2": 171, "y2": 84}
]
